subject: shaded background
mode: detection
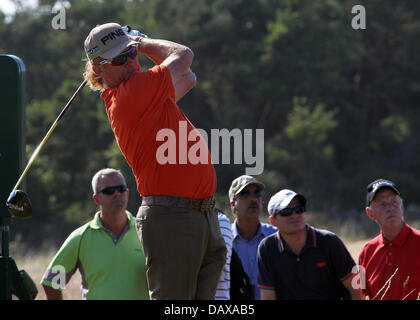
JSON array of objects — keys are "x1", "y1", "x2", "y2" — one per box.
[{"x1": 1, "y1": 0, "x2": 420, "y2": 250}]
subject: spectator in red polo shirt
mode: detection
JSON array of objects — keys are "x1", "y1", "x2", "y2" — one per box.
[{"x1": 359, "y1": 179, "x2": 420, "y2": 300}]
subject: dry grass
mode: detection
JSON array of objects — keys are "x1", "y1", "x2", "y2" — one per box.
[
  {"x1": 343, "y1": 238, "x2": 366, "y2": 263},
  {"x1": 9, "y1": 237, "x2": 367, "y2": 300},
  {"x1": 11, "y1": 246, "x2": 83, "y2": 300}
]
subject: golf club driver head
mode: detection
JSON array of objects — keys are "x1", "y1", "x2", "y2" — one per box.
[{"x1": 6, "y1": 190, "x2": 32, "y2": 219}]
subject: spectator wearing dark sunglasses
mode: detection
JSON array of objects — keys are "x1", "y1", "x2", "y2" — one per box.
[
  {"x1": 41, "y1": 168, "x2": 149, "y2": 300},
  {"x1": 229, "y1": 175, "x2": 277, "y2": 300},
  {"x1": 257, "y1": 189, "x2": 363, "y2": 300}
]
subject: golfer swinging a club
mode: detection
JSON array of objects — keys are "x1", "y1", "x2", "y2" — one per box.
[{"x1": 83, "y1": 22, "x2": 226, "y2": 300}]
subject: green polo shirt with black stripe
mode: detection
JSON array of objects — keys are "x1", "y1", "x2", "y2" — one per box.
[{"x1": 41, "y1": 211, "x2": 149, "y2": 300}]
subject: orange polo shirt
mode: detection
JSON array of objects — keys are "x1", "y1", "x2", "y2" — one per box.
[
  {"x1": 100, "y1": 64, "x2": 216, "y2": 198},
  {"x1": 358, "y1": 223, "x2": 420, "y2": 300}
]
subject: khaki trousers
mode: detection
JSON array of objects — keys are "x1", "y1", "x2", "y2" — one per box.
[{"x1": 136, "y1": 205, "x2": 227, "y2": 300}]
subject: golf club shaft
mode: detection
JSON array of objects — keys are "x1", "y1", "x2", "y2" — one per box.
[{"x1": 12, "y1": 80, "x2": 87, "y2": 192}]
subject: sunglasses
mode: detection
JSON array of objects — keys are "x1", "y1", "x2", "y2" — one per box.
[
  {"x1": 238, "y1": 189, "x2": 262, "y2": 199},
  {"x1": 99, "y1": 46, "x2": 137, "y2": 66},
  {"x1": 273, "y1": 205, "x2": 306, "y2": 217},
  {"x1": 99, "y1": 185, "x2": 127, "y2": 195}
]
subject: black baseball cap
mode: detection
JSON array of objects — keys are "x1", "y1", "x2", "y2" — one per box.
[{"x1": 366, "y1": 179, "x2": 400, "y2": 206}]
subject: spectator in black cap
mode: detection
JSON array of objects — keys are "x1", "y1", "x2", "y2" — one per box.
[
  {"x1": 359, "y1": 179, "x2": 420, "y2": 300},
  {"x1": 257, "y1": 189, "x2": 363, "y2": 300}
]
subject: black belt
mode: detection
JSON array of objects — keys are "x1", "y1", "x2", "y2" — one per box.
[{"x1": 141, "y1": 195, "x2": 216, "y2": 214}]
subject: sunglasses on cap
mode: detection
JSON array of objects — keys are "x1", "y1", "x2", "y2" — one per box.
[
  {"x1": 273, "y1": 205, "x2": 306, "y2": 217},
  {"x1": 99, "y1": 185, "x2": 127, "y2": 195},
  {"x1": 98, "y1": 46, "x2": 137, "y2": 66}
]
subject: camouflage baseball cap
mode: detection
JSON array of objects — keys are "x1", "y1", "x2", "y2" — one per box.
[
  {"x1": 84, "y1": 22, "x2": 139, "y2": 60},
  {"x1": 229, "y1": 175, "x2": 265, "y2": 202}
]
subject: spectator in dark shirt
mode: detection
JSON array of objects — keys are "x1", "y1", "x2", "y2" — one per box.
[{"x1": 258, "y1": 189, "x2": 363, "y2": 300}]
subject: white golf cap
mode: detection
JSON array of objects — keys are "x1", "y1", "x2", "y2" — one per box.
[
  {"x1": 267, "y1": 189, "x2": 306, "y2": 216},
  {"x1": 84, "y1": 22, "x2": 139, "y2": 60}
]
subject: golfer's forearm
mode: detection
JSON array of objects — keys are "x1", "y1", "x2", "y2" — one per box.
[
  {"x1": 175, "y1": 70, "x2": 197, "y2": 102},
  {"x1": 138, "y1": 38, "x2": 194, "y2": 81},
  {"x1": 137, "y1": 38, "x2": 165, "y2": 65},
  {"x1": 138, "y1": 38, "x2": 192, "y2": 64}
]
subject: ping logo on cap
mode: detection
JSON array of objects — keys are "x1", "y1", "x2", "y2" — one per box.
[{"x1": 100, "y1": 28, "x2": 125, "y2": 45}]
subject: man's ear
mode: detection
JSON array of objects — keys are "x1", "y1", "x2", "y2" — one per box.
[
  {"x1": 230, "y1": 200, "x2": 235, "y2": 210},
  {"x1": 365, "y1": 206, "x2": 376, "y2": 222},
  {"x1": 93, "y1": 194, "x2": 100, "y2": 205},
  {"x1": 269, "y1": 215, "x2": 275, "y2": 225}
]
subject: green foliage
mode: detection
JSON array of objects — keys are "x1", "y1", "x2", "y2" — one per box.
[
  {"x1": 285, "y1": 98, "x2": 338, "y2": 148},
  {"x1": 1, "y1": 0, "x2": 420, "y2": 244},
  {"x1": 266, "y1": 98, "x2": 338, "y2": 209}
]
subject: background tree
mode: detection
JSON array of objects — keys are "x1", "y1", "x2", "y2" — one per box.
[{"x1": 1, "y1": 0, "x2": 419, "y2": 247}]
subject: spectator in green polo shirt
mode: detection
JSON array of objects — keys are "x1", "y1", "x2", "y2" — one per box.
[{"x1": 41, "y1": 168, "x2": 149, "y2": 300}]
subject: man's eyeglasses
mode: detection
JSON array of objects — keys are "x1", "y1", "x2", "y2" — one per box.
[
  {"x1": 237, "y1": 189, "x2": 262, "y2": 199},
  {"x1": 99, "y1": 185, "x2": 127, "y2": 195},
  {"x1": 273, "y1": 205, "x2": 306, "y2": 217},
  {"x1": 98, "y1": 46, "x2": 137, "y2": 66},
  {"x1": 372, "y1": 199, "x2": 401, "y2": 211}
]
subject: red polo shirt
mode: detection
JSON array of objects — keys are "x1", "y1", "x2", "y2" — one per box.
[
  {"x1": 358, "y1": 223, "x2": 420, "y2": 300},
  {"x1": 100, "y1": 64, "x2": 216, "y2": 199}
]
